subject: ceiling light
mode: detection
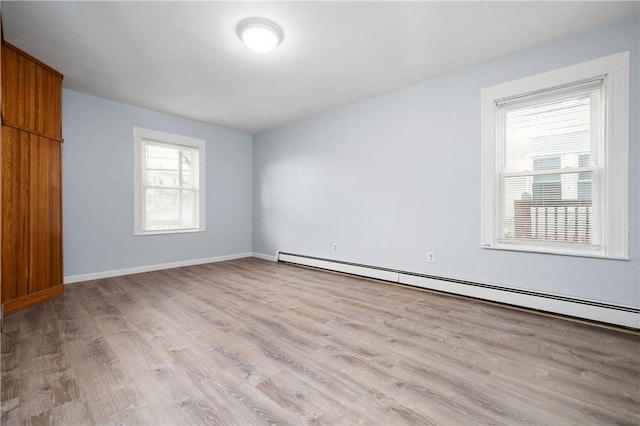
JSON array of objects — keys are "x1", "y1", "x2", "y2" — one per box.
[{"x1": 237, "y1": 18, "x2": 283, "y2": 53}]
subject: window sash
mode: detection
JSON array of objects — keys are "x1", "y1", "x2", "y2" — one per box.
[
  {"x1": 143, "y1": 140, "x2": 198, "y2": 189},
  {"x1": 143, "y1": 188, "x2": 198, "y2": 232},
  {"x1": 495, "y1": 80, "x2": 604, "y2": 249},
  {"x1": 500, "y1": 168, "x2": 602, "y2": 244},
  {"x1": 141, "y1": 140, "x2": 200, "y2": 233}
]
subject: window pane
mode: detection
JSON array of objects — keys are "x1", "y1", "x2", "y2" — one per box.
[
  {"x1": 504, "y1": 96, "x2": 592, "y2": 174},
  {"x1": 145, "y1": 142, "x2": 195, "y2": 189},
  {"x1": 145, "y1": 188, "x2": 197, "y2": 231},
  {"x1": 504, "y1": 172, "x2": 599, "y2": 244}
]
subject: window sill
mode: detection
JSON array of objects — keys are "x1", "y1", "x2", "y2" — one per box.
[
  {"x1": 481, "y1": 242, "x2": 629, "y2": 261},
  {"x1": 134, "y1": 228, "x2": 205, "y2": 236}
]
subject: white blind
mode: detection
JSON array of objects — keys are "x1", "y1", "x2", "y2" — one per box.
[{"x1": 498, "y1": 80, "x2": 603, "y2": 247}]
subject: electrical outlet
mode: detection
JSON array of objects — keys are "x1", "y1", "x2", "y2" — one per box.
[
  {"x1": 333, "y1": 243, "x2": 338, "y2": 251},
  {"x1": 427, "y1": 252, "x2": 436, "y2": 263}
]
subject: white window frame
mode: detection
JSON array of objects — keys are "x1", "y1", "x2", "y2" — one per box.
[
  {"x1": 480, "y1": 52, "x2": 629, "y2": 259},
  {"x1": 133, "y1": 127, "x2": 206, "y2": 235}
]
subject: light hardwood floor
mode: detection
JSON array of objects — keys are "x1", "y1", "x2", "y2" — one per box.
[{"x1": 1, "y1": 258, "x2": 639, "y2": 425}]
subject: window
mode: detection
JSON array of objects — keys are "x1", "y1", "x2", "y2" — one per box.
[
  {"x1": 134, "y1": 127, "x2": 205, "y2": 235},
  {"x1": 481, "y1": 52, "x2": 629, "y2": 259}
]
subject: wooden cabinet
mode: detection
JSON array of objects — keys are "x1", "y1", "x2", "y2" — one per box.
[{"x1": 1, "y1": 42, "x2": 64, "y2": 315}]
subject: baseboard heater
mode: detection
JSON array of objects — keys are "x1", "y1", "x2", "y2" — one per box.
[{"x1": 276, "y1": 251, "x2": 640, "y2": 330}]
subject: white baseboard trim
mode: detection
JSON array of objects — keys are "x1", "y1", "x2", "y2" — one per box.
[
  {"x1": 278, "y1": 252, "x2": 398, "y2": 282},
  {"x1": 64, "y1": 252, "x2": 254, "y2": 284},
  {"x1": 277, "y1": 251, "x2": 640, "y2": 329},
  {"x1": 252, "y1": 252, "x2": 278, "y2": 262},
  {"x1": 399, "y1": 274, "x2": 640, "y2": 330}
]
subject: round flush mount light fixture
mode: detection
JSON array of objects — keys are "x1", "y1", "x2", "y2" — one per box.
[{"x1": 237, "y1": 17, "x2": 283, "y2": 53}]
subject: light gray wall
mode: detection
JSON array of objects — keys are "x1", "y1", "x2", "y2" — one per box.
[
  {"x1": 63, "y1": 90, "x2": 253, "y2": 277},
  {"x1": 253, "y1": 17, "x2": 640, "y2": 307}
]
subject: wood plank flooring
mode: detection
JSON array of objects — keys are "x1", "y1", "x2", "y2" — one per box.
[{"x1": 1, "y1": 257, "x2": 639, "y2": 425}]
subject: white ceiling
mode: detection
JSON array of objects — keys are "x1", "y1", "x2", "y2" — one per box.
[{"x1": 3, "y1": 1, "x2": 638, "y2": 134}]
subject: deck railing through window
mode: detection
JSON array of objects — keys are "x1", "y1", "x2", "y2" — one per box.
[{"x1": 513, "y1": 200, "x2": 593, "y2": 243}]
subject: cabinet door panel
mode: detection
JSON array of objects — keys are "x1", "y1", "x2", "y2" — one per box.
[
  {"x1": 2, "y1": 47, "x2": 36, "y2": 132},
  {"x1": 1, "y1": 126, "x2": 32, "y2": 302},
  {"x1": 36, "y1": 66, "x2": 63, "y2": 139},
  {"x1": 2, "y1": 44, "x2": 62, "y2": 140},
  {"x1": 29, "y1": 136, "x2": 63, "y2": 293}
]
